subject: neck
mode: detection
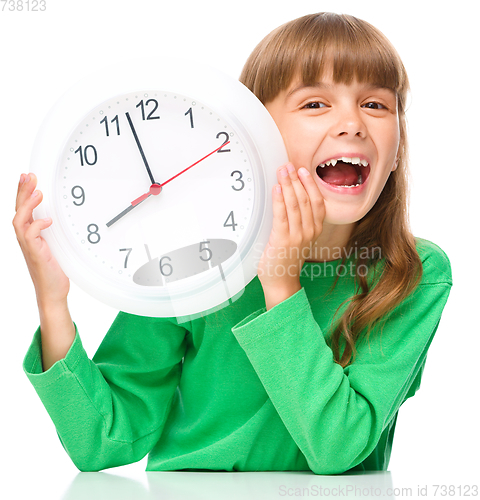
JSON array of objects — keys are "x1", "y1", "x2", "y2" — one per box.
[{"x1": 305, "y1": 222, "x2": 356, "y2": 262}]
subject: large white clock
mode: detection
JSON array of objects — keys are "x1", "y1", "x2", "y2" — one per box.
[{"x1": 31, "y1": 58, "x2": 287, "y2": 320}]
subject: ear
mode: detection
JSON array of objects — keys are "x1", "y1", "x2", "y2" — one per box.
[{"x1": 392, "y1": 156, "x2": 400, "y2": 172}]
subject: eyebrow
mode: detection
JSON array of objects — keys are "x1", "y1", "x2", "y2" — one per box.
[
  {"x1": 286, "y1": 82, "x2": 393, "y2": 98},
  {"x1": 286, "y1": 82, "x2": 331, "y2": 98}
]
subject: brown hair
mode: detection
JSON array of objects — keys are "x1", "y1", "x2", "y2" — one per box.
[{"x1": 240, "y1": 13, "x2": 422, "y2": 367}]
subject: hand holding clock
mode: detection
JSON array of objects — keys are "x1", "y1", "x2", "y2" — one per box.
[
  {"x1": 258, "y1": 163, "x2": 325, "y2": 310},
  {"x1": 13, "y1": 173, "x2": 70, "y2": 303},
  {"x1": 13, "y1": 173, "x2": 75, "y2": 371}
]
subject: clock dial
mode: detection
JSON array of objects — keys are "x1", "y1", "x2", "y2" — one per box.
[
  {"x1": 55, "y1": 90, "x2": 256, "y2": 294},
  {"x1": 32, "y1": 58, "x2": 288, "y2": 319}
]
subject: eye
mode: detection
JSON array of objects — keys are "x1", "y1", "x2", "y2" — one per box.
[
  {"x1": 362, "y1": 101, "x2": 386, "y2": 110},
  {"x1": 303, "y1": 101, "x2": 327, "y2": 109}
]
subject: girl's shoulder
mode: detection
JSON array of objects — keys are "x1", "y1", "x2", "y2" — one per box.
[{"x1": 415, "y1": 237, "x2": 452, "y2": 286}]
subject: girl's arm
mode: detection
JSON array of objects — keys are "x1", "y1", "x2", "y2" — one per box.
[
  {"x1": 13, "y1": 173, "x2": 75, "y2": 370},
  {"x1": 232, "y1": 255, "x2": 451, "y2": 474},
  {"x1": 23, "y1": 312, "x2": 188, "y2": 472},
  {"x1": 16, "y1": 174, "x2": 188, "y2": 471},
  {"x1": 238, "y1": 163, "x2": 452, "y2": 473}
]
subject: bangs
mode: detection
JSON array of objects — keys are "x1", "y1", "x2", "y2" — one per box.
[{"x1": 241, "y1": 13, "x2": 409, "y2": 107}]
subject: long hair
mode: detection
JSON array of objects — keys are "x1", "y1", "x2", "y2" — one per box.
[{"x1": 240, "y1": 13, "x2": 422, "y2": 367}]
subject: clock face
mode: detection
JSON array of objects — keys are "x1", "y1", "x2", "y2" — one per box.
[
  {"x1": 56, "y1": 90, "x2": 255, "y2": 291},
  {"x1": 32, "y1": 59, "x2": 288, "y2": 319}
]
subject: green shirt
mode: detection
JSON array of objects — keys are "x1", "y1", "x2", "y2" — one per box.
[{"x1": 23, "y1": 238, "x2": 452, "y2": 474}]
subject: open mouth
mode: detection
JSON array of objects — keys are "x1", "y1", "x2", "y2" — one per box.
[{"x1": 316, "y1": 157, "x2": 370, "y2": 188}]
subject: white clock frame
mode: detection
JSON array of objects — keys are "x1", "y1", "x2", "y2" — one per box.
[{"x1": 31, "y1": 58, "x2": 288, "y2": 320}]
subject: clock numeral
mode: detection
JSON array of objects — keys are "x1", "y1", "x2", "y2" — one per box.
[
  {"x1": 159, "y1": 256, "x2": 173, "y2": 277},
  {"x1": 75, "y1": 145, "x2": 97, "y2": 166},
  {"x1": 223, "y1": 211, "x2": 237, "y2": 231},
  {"x1": 119, "y1": 248, "x2": 133, "y2": 268},
  {"x1": 87, "y1": 223, "x2": 101, "y2": 244},
  {"x1": 216, "y1": 132, "x2": 231, "y2": 153},
  {"x1": 71, "y1": 185, "x2": 85, "y2": 206},
  {"x1": 231, "y1": 171, "x2": 245, "y2": 191},
  {"x1": 136, "y1": 99, "x2": 160, "y2": 120},
  {"x1": 100, "y1": 115, "x2": 120, "y2": 136},
  {"x1": 199, "y1": 241, "x2": 212, "y2": 261},
  {"x1": 185, "y1": 107, "x2": 194, "y2": 128}
]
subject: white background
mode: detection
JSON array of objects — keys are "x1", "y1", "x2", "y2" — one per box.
[{"x1": 1, "y1": 0, "x2": 478, "y2": 498}]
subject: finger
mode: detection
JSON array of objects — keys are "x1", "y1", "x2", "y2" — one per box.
[
  {"x1": 278, "y1": 164, "x2": 317, "y2": 240},
  {"x1": 277, "y1": 164, "x2": 303, "y2": 232},
  {"x1": 297, "y1": 168, "x2": 325, "y2": 236},
  {"x1": 20, "y1": 218, "x2": 54, "y2": 270},
  {"x1": 284, "y1": 164, "x2": 315, "y2": 231},
  {"x1": 24, "y1": 217, "x2": 53, "y2": 250},
  {"x1": 271, "y1": 183, "x2": 289, "y2": 237},
  {"x1": 15, "y1": 172, "x2": 38, "y2": 212},
  {"x1": 16, "y1": 173, "x2": 26, "y2": 200},
  {"x1": 13, "y1": 189, "x2": 44, "y2": 239}
]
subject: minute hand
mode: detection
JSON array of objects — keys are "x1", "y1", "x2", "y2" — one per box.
[
  {"x1": 125, "y1": 112, "x2": 156, "y2": 185},
  {"x1": 159, "y1": 141, "x2": 230, "y2": 187}
]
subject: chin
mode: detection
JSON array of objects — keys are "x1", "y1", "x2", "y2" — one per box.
[{"x1": 323, "y1": 200, "x2": 367, "y2": 226}]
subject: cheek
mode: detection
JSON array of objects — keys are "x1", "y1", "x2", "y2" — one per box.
[
  {"x1": 279, "y1": 122, "x2": 320, "y2": 165},
  {"x1": 382, "y1": 121, "x2": 401, "y2": 163}
]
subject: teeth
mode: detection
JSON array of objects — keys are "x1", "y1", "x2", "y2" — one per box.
[
  {"x1": 338, "y1": 173, "x2": 363, "y2": 188},
  {"x1": 318, "y1": 157, "x2": 369, "y2": 168}
]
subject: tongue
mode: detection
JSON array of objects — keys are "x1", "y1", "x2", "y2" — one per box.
[{"x1": 319, "y1": 161, "x2": 359, "y2": 186}]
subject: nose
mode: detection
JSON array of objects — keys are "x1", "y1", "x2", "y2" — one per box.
[{"x1": 332, "y1": 106, "x2": 367, "y2": 139}]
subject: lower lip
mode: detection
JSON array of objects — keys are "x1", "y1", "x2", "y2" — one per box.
[{"x1": 316, "y1": 169, "x2": 370, "y2": 195}]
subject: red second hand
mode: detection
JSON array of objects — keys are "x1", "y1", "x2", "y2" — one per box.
[
  {"x1": 160, "y1": 141, "x2": 230, "y2": 187},
  {"x1": 129, "y1": 142, "x2": 229, "y2": 206}
]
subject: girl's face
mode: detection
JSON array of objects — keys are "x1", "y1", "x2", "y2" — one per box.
[{"x1": 265, "y1": 73, "x2": 400, "y2": 225}]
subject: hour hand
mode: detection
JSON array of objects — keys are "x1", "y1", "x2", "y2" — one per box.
[{"x1": 106, "y1": 183, "x2": 162, "y2": 228}]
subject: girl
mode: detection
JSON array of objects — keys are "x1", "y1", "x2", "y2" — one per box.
[{"x1": 14, "y1": 13, "x2": 452, "y2": 474}]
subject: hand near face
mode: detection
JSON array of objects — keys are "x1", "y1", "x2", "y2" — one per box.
[{"x1": 258, "y1": 163, "x2": 325, "y2": 310}]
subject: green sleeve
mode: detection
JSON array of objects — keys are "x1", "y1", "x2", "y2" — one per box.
[
  {"x1": 23, "y1": 313, "x2": 188, "y2": 471},
  {"x1": 232, "y1": 250, "x2": 452, "y2": 474}
]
